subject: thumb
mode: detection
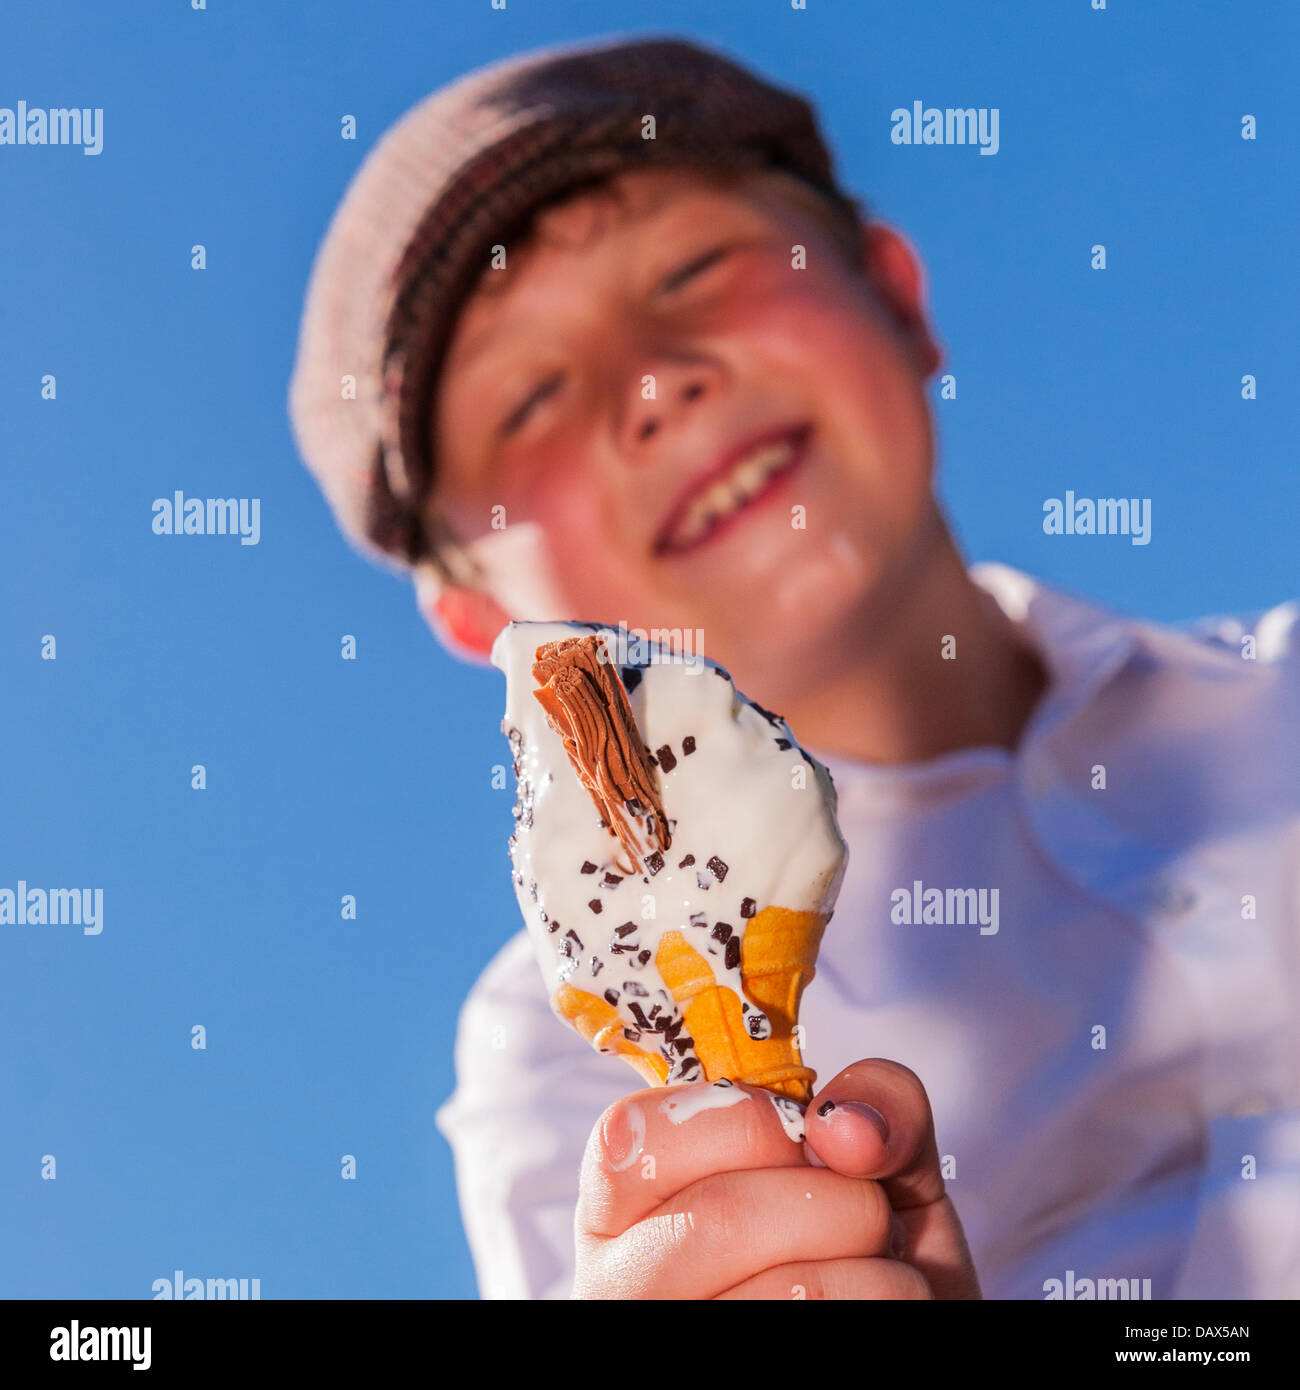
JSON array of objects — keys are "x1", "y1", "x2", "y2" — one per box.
[{"x1": 804, "y1": 1058, "x2": 982, "y2": 1300}]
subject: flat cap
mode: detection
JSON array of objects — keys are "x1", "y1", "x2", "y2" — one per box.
[{"x1": 287, "y1": 33, "x2": 862, "y2": 577}]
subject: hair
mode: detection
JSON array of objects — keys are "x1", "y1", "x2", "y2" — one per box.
[{"x1": 419, "y1": 164, "x2": 868, "y2": 590}]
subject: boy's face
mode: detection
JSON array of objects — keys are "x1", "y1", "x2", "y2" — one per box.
[{"x1": 430, "y1": 165, "x2": 943, "y2": 700}]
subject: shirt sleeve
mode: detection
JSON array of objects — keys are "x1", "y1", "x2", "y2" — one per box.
[{"x1": 434, "y1": 929, "x2": 633, "y2": 1299}]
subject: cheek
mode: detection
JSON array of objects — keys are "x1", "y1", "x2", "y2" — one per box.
[{"x1": 750, "y1": 281, "x2": 932, "y2": 494}]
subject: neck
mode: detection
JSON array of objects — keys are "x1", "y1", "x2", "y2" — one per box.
[{"x1": 778, "y1": 527, "x2": 1049, "y2": 765}]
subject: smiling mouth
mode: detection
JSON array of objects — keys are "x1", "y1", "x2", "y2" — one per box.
[{"x1": 653, "y1": 423, "x2": 812, "y2": 557}]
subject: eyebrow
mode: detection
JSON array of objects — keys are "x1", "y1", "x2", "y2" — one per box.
[{"x1": 451, "y1": 194, "x2": 751, "y2": 375}]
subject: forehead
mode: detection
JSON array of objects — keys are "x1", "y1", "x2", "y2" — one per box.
[
  {"x1": 443, "y1": 166, "x2": 799, "y2": 361},
  {"x1": 469, "y1": 166, "x2": 791, "y2": 295}
]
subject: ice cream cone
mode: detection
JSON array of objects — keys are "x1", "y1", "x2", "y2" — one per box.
[
  {"x1": 656, "y1": 905, "x2": 826, "y2": 1103},
  {"x1": 550, "y1": 982, "x2": 670, "y2": 1090},
  {"x1": 495, "y1": 622, "x2": 847, "y2": 1110}
]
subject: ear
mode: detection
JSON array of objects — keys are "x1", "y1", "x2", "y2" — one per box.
[
  {"x1": 418, "y1": 583, "x2": 513, "y2": 665},
  {"x1": 858, "y1": 220, "x2": 944, "y2": 379}
]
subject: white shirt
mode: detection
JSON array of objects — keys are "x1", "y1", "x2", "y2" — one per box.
[{"x1": 435, "y1": 563, "x2": 1300, "y2": 1299}]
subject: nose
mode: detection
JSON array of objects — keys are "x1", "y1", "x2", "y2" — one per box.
[{"x1": 619, "y1": 354, "x2": 723, "y2": 452}]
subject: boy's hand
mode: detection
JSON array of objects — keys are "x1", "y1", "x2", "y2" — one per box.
[{"x1": 573, "y1": 1058, "x2": 981, "y2": 1299}]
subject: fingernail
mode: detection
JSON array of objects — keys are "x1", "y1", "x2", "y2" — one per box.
[
  {"x1": 602, "y1": 1101, "x2": 646, "y2": 1173},
  {"x1": 889, "y1": 1213, "x2": 907, "y2": 1260},
  {"x1": 831, "y1": 1100, "x2": 890, "y2": 1143}
]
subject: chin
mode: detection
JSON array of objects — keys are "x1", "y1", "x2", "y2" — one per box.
[{"x1": 692, "y1": 547, "x2": 877, "y2": 700}]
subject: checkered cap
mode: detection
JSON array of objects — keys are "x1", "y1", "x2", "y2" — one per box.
[{"x1": 287, "y1": 33, "x2": 863, "y2": 575}]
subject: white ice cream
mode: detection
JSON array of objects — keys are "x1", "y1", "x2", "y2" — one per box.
[{"x1": 492, "y1": 620, "x2": 848, "y2": 1084}]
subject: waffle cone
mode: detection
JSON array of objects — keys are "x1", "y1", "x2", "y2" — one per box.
[
  {"x1": 550, "y1": 905, "x2": 826, "y2": 1103},
  {"x1": 551, "y1": 983, "x2": 670, "y2": 1089},
  {"x1": 657, "y1": 906, "x2": 826, "y2": 1103}
]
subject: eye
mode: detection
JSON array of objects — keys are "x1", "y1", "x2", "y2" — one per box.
[
  {"x1": 658, "y1": 244, "x2": 732, "y2": 294},
  {"x1": 501, "y1": 371, "x2": 563, "y2": 436}
]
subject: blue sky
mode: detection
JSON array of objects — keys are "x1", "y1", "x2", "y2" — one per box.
[{"x1": 1, "y1": 1, "x2": 1295, "y2": 1298}]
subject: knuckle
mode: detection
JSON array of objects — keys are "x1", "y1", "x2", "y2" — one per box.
[
  {"x1": 852, "y1": 1176, "x2": 892, "y2": 1247},
  {"x1": 873, "y1": 1057, "x2": 928, "y2": 1103},
  {"x1": 692, "y1": 1169, "x2": 750, "y2": 1245}
]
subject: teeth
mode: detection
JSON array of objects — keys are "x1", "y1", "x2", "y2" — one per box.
[{"x1": 668, "y1": 436, "x2": 799, "y2": 548}]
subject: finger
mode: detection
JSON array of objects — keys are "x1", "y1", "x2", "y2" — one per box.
[
  {"x1": 714, "y1": 1256, "x2": 934, "y2": 1301},
  {"x1": 590, "y1": 1166, "x2": 892, "y2": 1300},
  {"x1": 804, "y1": 1058, "x2": 943, "y2": 1209},
  {"x1": 577, "y1": 1079, "x2": 808, "y2": 1238},
  {"x1": 896, "y1": 1193, "x2": 984, "y2": 1300},
  {"x1": 805, "y1": 1057, "x2": 982, "y2": 1300}
]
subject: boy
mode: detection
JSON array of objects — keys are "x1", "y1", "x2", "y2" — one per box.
[{"x1": 289, "y1": 36, "x2": 1299, "y2": 1299}]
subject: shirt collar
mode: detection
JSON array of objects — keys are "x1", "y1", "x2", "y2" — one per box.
[
  {"x1": 805, "y1": 563, "x2": 1140, "y2": 793},
  {"x1": 968, "y1": 561, "x2": 1140, "y2": 741}
]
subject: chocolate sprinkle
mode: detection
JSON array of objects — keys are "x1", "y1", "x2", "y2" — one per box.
[
  {"x1": 707, "y1": 855, "x2": 729, "y2": 882},
  {"x1": 624, "y1": 1027, "x2": 642, "y2": 1043},
  {"x1": 591, "y1": 957, "x2": 603, "y2": 976},
  {"x1": 620, "y1": 666, "x2": 642, "y2": 694},
  {"x1": 817, "y1": 1100, "x2": 836, "y2": 1117},
  {"x1": 603, "y1": 988, "x2": 620, "y2": 1006},
  {"x1": 749, "y1": 699, "x2": 785, "y2": 728},
  {"x1": 695, "y1": 871, "x2": 712, "y2": 891},
  {"x1": 580, "y1": 861, "x2": 598, "y2": 875},
  {"x1": 588, "y1": 899, "x2": 602, "y2": 914},
  {"x1": 679, "y1": 854, "x2": 695, "y2": 868},
  {"x1": 740, "y1": 897, "x2": 756, "y2": 918},
  {"x1": 724, "y1": 937, "x2": 741, "y2": 971},
  {"x1": 637, "y1": 949, "x2": 651, "y2": 966},
  {"x1": 547, "y1": 920, "x2": 560, "y2": 934},
  {"x1": 624, "y1": 981, "x2": 648, "y2": 997},
  {"x1": 614, "y1": 921, "x2": 638, "y2": 938},
  {"x1": 645, "y1": 850, "x2": 664, "y2": 875},
  {"x1": 682, "y1": 735, "x2": 697, "y2": 756},
  {"x1": 690, "y1": 912, "x2": 708, "y2": 927},
  {"x1": 775, "y1": 737, "x2": 792, "y2": 750},
  {"x1": 711, "y1": 922, "x2": 732, "y2": 943},
  {"x1": 602, "y1": 872, "x2": 623, "y2": 888},
  {"x1": 656, "y1": 744, "x2": 677, "y2": 773}
]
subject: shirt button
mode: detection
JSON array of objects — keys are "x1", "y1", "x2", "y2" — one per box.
[{"x1": 1149, "y1": 881, "x2": 1198, "y2": 917}]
